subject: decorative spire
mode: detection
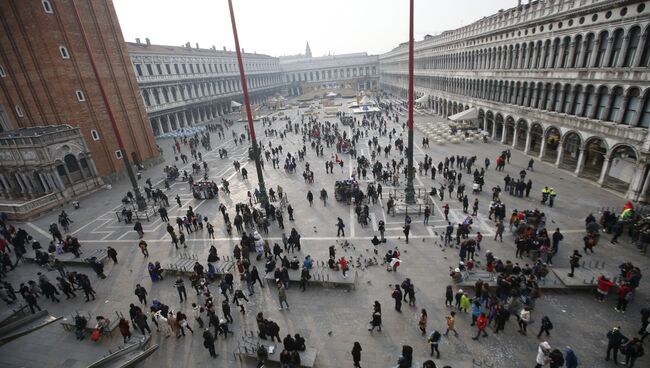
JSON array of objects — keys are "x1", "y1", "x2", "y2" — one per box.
[{"x1": 305, "y1": 41, "x2": 312, "y2": 58}]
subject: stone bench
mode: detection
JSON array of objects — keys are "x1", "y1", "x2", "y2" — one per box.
[
  {"x1": 264, "y1": 267, "x2": 357, "y2": 289},
  {"x1": 23, "y1": 248, "x2": 108, "y2": 266}
]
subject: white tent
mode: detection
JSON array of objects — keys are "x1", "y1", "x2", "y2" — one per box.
[
  {"x1": 447, "y1": 107, "x2": 478, "y2": 121},
  {"x1": 415, "y1": 94, "x2": 429, "y2": 103},
  {"x1": 231, "y1": 101, "x2": 242, "y2": 108},
  {"x1": 326, "y1": 92, "x2": 337, "y2": 97}
]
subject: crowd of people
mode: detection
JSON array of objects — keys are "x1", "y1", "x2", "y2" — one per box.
[{"x1": 1, "y1": 94, "x2": 649, "y2": 368}]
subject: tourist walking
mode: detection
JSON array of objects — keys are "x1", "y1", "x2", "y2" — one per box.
[{"x1": 352, "y1": 341, "x2": 362, "y2": 367}]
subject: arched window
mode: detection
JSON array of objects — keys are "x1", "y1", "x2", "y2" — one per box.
[
  {"x1": 535, "y1": 42, "x2": 542, "y2": 68},
  {"x1": 639, "y1": 93, "x2": 650, "y2": 128},
  {"x1": 571, "y1": 35, "x2": 583, "y2": 68},
  {"x1": 609, "y1": 29, "x2": 624, "y2": 66},
  {"x1": 623, "y1": 27, "x2": 641, "y2": 67},
  {"x1": 595, "y1": 86, "x2": 610, "y2": 120},
  {"x1": 561, "y1": 37, "x2": 571, "y2": 68},
  {"x1": 641, "y1": 29, "x2": 650, "y2": 67},
  {"x1": 571, "y1": 85, "x2": 583, "y2": 115},
  {"x1": 607, "y1": 87, "x2": 624, "y2": 121},
  {"x1": 583, "y1": 85, "x2": 596, "y2": 117},
  {"x1": 42, "y1": 0, "x2": 53, "y2": 13},
  {"x1": 583, "y1": 33, "x2": 595, "y2": 67},
  {"x1": 542, "y1": 41, "x2": 551, "y2": 67},
  {"x1": 535, "y1": 82, "x2": 544, "y2": 108},
  {"x1": 562, "y1": 84, "x2": 572, "y2": 112},
  {"x1": 622, "y1": 88, "x2": 641, "y2": 125},
  {"x1": 595, "y1": 31, "x2": 609, "y2": 67},
  {"x1": 553, "y1": 84, "x2": 563, "y2": 112},
  {"x1": 64, "y1": 154, "x2": 80, "y2": 173},
  {"x1": 544, "y1": 83, "x2": 554, "y2": 110},
  {"x1": 552, "y1": 39, "x2": 561, "y2": 67}
]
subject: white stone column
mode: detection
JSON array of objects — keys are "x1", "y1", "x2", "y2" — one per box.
[
  {"x1": 602, "y1": 37, "x2": 615, "y2": 67},
  {"x1": 557, "y1": 42, "x2": 567, "y2": 68},
  {"x1": 38, "y1": 173, "x2": 51, "y2": 193},
  {"x1": 500, "y1": 123, "x2": 507, "y2": 144},
  {"x1": 52, "y1": 170, "x2": 66, "y2": 190},
  {"x1": 538, "y1": 136, "x2": 547, "y2": 159},
  {"x1": 598, "y1": 156, "x2": 611, "y2": 184},
  {"x1": 578, "y1": 39, "x2": 589, "y2": 67},
  {"x1": 567, "y1": 42, "x2": 577, "y2": 68},
  {"x1": 589, "y1": 38, "x2": 600, "y2": 68},
  {"x1": 512, "y1": 128, "x2": 519, "y2": 148},
  {"x1": 626, "y1": 162, "x2": 647, "y2": 200},
  {"x1": 524, "y1": 130, "x2": 532, "y2": 154},
  {"x1": 574, "y1": 147, "x2": 586, "y2": 175},
  {"x1": 554, "y1": 144, "x2": 564, "y2": 167},
  {"x1": 616, "y1": 35, "x2": 631, "y2": 67},
  {"x1": 633, "y1": 33, "x2": 647, "y2": 67}
]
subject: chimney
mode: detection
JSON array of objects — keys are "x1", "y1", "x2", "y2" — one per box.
[
  {"x1": 211, "y1": 45, "x2": 216, "y2": 50},
  {"x1": 223, "y1": 46, "x2": 226, "y2": 51},
  {"x1": 196, "y1": 42, "x2": 199, "y2": 49},
  {"x1": 145, "y1": 38, "x2": 150, "y2": 46},
  {"x1": 135, "y1": 38, "x2": 141, "y2": 44},
  {"x1": 242, "y1": 48, "x2": 245, "y2": 53},
  {"x1": 186, "y1": 42, "x2": 191, "y2": 48}
]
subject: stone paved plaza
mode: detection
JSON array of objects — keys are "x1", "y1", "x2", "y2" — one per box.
[{"x1": 1, "y1": 99, "x2": 649, "y2": 368}]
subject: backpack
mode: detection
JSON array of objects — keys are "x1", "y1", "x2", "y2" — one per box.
[
  {"x1": 549, "y1": 349, "x2": 564, "y2": 365},
  {"x1": 428, "y1": 331, "x2": 441, "y2": 344}
]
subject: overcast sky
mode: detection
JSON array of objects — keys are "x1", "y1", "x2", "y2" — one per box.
[{"x1": 113, "y1": 0, "x2": 516, "y2": 56}]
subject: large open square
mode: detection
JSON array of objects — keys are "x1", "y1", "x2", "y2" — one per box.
[{"x1": 1, "y1": 1, "x2": 649, "y2": 368}]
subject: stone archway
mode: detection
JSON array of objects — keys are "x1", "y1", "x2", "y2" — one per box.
[
  {"x1": 494, "y1": 114, "x2": 504, "y2": 141},
  {"x1": 504, "y1": 116, "x2": 515, "y2": 145},
  {"x1": 514, "y1": 119, "x2": 528, "y2": 150},
  {"x1": 603, "y1": 145, "x2": 638, "y2": 192},
  {"x1": 529, "y1": 123, "x2": 544, "y2": 155},
  {"x1": 581, "y1": 137, "x2": 607, "y2": 180},
  {"x1": 560, "y1": 131, "x2": 582, "y2": 170},
  {"x1": 542, "y1": 127, "x2": 561, "y2": 163},
  {"x1": 485, "y1": 111, "x2": 494, "y2": 136}
]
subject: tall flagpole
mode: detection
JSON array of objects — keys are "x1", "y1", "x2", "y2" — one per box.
[
  {"x1": 227, "y1": 0, "x2": 268, "y2": 207},
  {"x1": 404, "y1": 0, "x2": 416, "y2": 204}
]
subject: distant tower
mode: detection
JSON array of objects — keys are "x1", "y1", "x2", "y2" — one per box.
[{"x1": 305, "y1": 42, "x2": 312, "y2": 58}]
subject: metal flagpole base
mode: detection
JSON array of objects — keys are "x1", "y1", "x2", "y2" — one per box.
[{"x1": 404, "y1": 182, "x2": 416, "y2": 204}]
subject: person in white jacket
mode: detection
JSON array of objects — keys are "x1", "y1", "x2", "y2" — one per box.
[
  {"x1": 154, "y1": 310, "x2": 172, "y2": 337},
  {"x1": 535, "y1": 341, "x2": 551, "y2": 367}
]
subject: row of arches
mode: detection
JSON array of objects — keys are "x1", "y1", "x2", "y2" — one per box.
[
  {"x1": 387, "y1": 74, "x2": 650, "y2": 127},
  {"x1": 141, "y1": 75, "x2": 282, "y2": 108},
  {"x1": 423, "y1": 96, "x2": 644, "y2": 196},
  {"x1": 149, "y1": 89, "x2": 279, "y2": 135},
  {"x1": 0, "y1": 153, "x2": 96, "y2": 200},
  {"x1": 410, "y1": 24, "x2": 650, "y2": 71}
]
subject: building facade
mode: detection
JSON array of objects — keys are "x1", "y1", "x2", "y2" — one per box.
[
  {"x1": 0, "y1": 126, "x2": 102, "y2": 219},
  {"x1": 127, "y1": 41, "x2": 284, "y2": 136},
  {"x1": 280, "y1": 44, "x2": 380, "y2": 97},
  {"x1": 0, "y1": 0, "x2": 160, "y2": 180},
  {"x1": 380, "y1": 0, "x2": 650, "y2": 201}
]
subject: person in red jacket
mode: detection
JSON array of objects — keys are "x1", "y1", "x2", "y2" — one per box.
[
  {"x1": 615, "y1": 282, "x2": 633, "y2": 312},
  {"x1": 338, "y1": 257, "x2": 349, "y2": 278},
  {"x1": 472, "y1": 312, "x2": 489, "y2": 340},
  {"x1": 596, "y1": 275, "x2": 615, "y2": 302}
]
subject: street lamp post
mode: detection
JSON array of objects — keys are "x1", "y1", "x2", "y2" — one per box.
[
  {"x1": 404, "y1": 0, "x2": 416, "y2": 204},
  {"x1": 71, "y1": 0, "x2": 147, "y2": 211},
  {"x1": 227, "y1": 0, "x2": 269, "y2": 207}
]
